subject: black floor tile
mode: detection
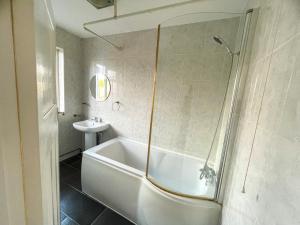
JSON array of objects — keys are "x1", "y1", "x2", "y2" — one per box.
[
  {"x1": 60, "y1": 182, "x2": 105, "y2": 225},
  {"x1": 68, "y1": 159, "x2": 82, "y2": 170},
  {"x1": 60, "y1": 163, "x2": 79, "y2": 180},
  {"x1": 61, "y1": 216, "x2": 80, "y2": 225},
  {"x1": 63, "y1": 169, "x2": 82, "y2": 191},
  {"x1": 91, "y1": 208, "x2": 134, "y2": 225},
  {"x1": 63, "y1": 154, "x2": 82, "y2": 170},
  {"x1": 63, "y1": 154, "x2": 81, "y2": 163}
]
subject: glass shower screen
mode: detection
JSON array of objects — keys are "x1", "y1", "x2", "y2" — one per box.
[{"x1": 146, "y1": 12, "x2": 244, "y2": 199}]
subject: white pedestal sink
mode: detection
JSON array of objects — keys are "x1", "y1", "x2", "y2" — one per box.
[{"x1": 73, "y1": 119, "x2": 109, "y2": 150}]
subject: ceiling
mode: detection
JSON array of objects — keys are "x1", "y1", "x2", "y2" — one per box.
[{"x1": 50, "y1": 0, "x2": 249, "y2": 38}]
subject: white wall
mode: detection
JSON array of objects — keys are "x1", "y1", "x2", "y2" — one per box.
[
  {"x1": 222, "y1": 0, "x2": 300, "y2": 224},
  {"x1": 56, "y1": 27, "x2": 83, "y2": 156}
]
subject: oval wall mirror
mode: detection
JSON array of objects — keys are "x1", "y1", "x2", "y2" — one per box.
[{"x1": 89, "y1": 74, "x2": 111, "y2": 101}]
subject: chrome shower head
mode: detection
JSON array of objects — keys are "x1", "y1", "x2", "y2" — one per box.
[
  {"x1": 213, "y1": 36, "x2": 223, "y2": 45},
  {"x1": 212, "y1": 35, "x2": 234, "y2": 55}
]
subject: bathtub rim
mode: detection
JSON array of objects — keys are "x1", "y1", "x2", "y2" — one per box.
[
  {"x1": 85, "y1": 136, "x2": 213, "y2": 165},
  {"x1": 141, "y1": 178, "x2": 221, "y2": 207},
  {"x1": 146, "y1": 177, "x2": 217, "y2": 202},
  {"x1": 82, "y1": 138, "x2": 145, "y2": 178}
]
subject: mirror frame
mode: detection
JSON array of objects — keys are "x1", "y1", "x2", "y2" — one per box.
[{"x1": 89, "y1": 74, "x2": 112, "y2": 102}]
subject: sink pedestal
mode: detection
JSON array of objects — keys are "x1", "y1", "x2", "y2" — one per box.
[{"x1": 84, "y1": 133, "x2": 97, "y2": 150}]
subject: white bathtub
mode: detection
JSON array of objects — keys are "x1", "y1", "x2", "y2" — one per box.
[{"x1": 82, "y1": 137, "x2": 221, "y2": 225}]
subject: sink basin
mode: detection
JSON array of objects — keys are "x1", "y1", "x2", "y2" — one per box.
[{"x1": 73, "y1": 120, "x2": 109, "y2": 133}]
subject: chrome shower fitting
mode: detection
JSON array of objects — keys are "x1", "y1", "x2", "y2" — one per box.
[
  {"x1": 212, "y1": 35, "x2": 238, "y2": 56},
  {"x1": 199, "y1": 164, "x2": 216, "y2": 185}
]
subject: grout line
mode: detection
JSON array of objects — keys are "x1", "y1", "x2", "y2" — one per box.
[
  {"x1": 62, "y1": 161, "x2": 81, "y2": 171},
  {"x1": 253, "y1": 31, "x2": 300, "y2": 65},
  {"x1": 241, "y1": 0, "x2": 284, "y2": 194},
  {"x1": 61, "y1": 155, "x2": 82, "y2": 171},
  {"x1": 272, "y1": 32, "x2": 300, "y2": 54},
  {"x1": 90, "y1": 208, "x2": 108, "y2": 225},
  {"x1": 60, "y1": 184, "x2": 102, "y2": 224},
  {"x1": 59, "y1": 149, "x2": 82, "y2": 162},
  {"x1": 60, "y1": 155, "x2": 109, "y2": 225},
  {"x1": 60, "y1": 187, "x2": 107, "y2": 225},
  {"x1": 61, "y1": 174, "x2": 97, "y2": 201},
  {"x1": 64, "y1": 181, "x2": 83, "y2": 195},
  {"x1": 60, "y1": 173, "x2": 132, "y2": 224},
  {"x1": 60, "y1": 210, "x2": 80, "y2": 225}
]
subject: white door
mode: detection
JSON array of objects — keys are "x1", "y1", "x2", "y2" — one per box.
[
  {"x1": 34, "y1": 0, "x2": 59, "y2": 224},
  {"x1": 10, "y1": 0, "x2": 59, "y2": 224}
]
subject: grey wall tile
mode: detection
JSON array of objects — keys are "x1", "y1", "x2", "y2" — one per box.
[
  {"x1": 222, "y1": 1, "x2": 300, "y2": 224},
  {"x1": 152, "y1": 17, "x2": 240, "y2": 160},
  {"x1": 81, "y1": 17, "x2": 240, "y2": 164},
  {"x1": 56, "y1": 27, "x2": 83, "y2": 156},
  {"x1": 81, "y1": 30, "x2": 155, "y2": 144}
]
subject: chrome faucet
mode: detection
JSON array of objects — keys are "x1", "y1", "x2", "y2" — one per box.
[
  {"x1": 91, "y1": 116, "x2": 101, "y2": 122},
  {"x1": 199, "y1": 163, "x2": 216, "y2": 185},
  {"x1": 82, "y1": 102, "x2": 91, "y2": 107}
]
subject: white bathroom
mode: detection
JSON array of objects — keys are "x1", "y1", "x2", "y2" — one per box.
[{"x1": 1, "y1": 0, "x2": 300, "y2": 225}]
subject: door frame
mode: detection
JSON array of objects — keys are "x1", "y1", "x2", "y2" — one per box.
[{"x1": 0, "y1": 1, "x2": 27, "y2": 224}]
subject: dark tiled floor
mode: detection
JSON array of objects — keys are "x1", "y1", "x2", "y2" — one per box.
[
  {"x1": 60, "y1": 154, "x2": 134, "y2": 225},
  {"x1": 92, "y1": 209, "x2": 134, "y2": 225}
]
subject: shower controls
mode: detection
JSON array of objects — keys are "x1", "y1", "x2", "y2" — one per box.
[{"x1": 199, "y1": 164, "x2": 216, "y2": 185}]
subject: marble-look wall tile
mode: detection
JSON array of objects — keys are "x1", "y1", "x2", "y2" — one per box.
[
  {"x1": 222, "y1": 1, "x2": 300, "y2": 224},
  {"x1": 82, "y1": 17, "x2": 240, "y2": 161},
  {"x1": 81, "y1": 30, "x2": 156, "y2": 144},
  {"x1": 56, "y1": 27, "x2": 83, "y2": 156},
  {"x1": 258, "y1": 37, "x2": 299, "y2": 133},
  {"x1": 249, "y1": 0, "x2": 282, "y2": 62},
  {"x1": 239, "y1": 57, "x2": 271, "y2": 123},
  {"x1": 273, "y1": 0, "x2": 300, "y2": 49},
  {"x1": 151, "y1": 17, "x2": 240, "y2": 160}
]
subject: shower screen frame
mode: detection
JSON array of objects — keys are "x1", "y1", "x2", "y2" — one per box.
[{"x1": 145, "y1": 10, "x2": 254, "y2": 201}]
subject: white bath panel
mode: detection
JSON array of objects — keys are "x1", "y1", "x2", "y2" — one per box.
[
  {"x1": 137, "y1": 179, "x2": 221, "y2": 225},
  {"x1": 82, "y1": 137, "x2": 221, "y2": 225}
]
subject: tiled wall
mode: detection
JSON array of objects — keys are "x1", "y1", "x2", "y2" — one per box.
[
  {"x1": 81, "y1": 17, "x2": 240, "y2": 160},
  {"x1": 151, "y1": 17, "x2": 240, "y2": 160},
  {"x1": 56, "y1": 27, "x2": 83, "y2": 156},
  {"x1": 222, "y1": 0, "x2": 300, "y2": 224},
  {"x1": 81, "y1": 29, "x2": 156, "y2": 143}
]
